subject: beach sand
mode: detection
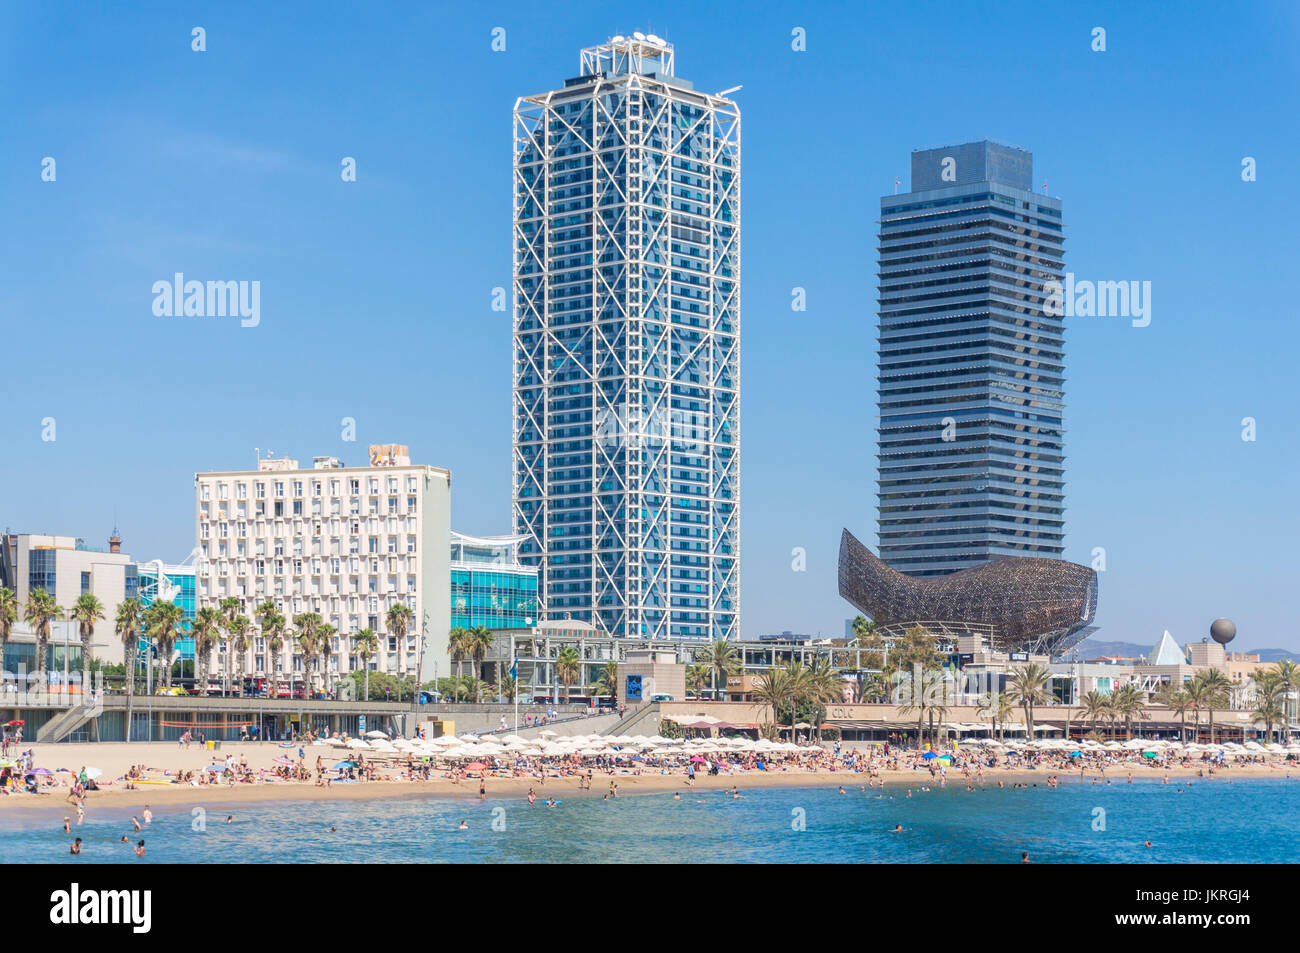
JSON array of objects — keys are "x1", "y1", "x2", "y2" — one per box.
[{"x1": 2, "y1": 740, "x2": 1296, "y2": 818}]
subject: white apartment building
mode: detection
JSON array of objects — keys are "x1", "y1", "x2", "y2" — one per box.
[{"x1": 193, "y1": 446, "x2": 451, "y2": 687}]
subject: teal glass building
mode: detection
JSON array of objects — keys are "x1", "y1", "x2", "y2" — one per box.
[
  {"x1": 450, "y1": 532, "x2": 539, "y2": 630},
  {"x1": 136, "y1": 562, "x2": 197, "y2": 659},
  {"x1": 878, "y1": 141, "x2": 1067, "y2": 576}
]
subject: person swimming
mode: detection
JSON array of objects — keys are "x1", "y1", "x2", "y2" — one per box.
[
  {"x1": 1021, "y1": 852, "x2": 1030, "y2": 863},
  {"x1": 70, "y1": 838, "x2": 82, "y2": 855},
  {"x1": 458, "y1": 820, "x2": 468, "y2": 830},
  {"x1": 132, "y1": 816, "x2": 141, "y2": 832},
  {"x1": 62, "y1": 817, "x2": 70, "y2": 833},
  {"x1": 134, "y1": 840, "x2": 145, "y2": 857}
]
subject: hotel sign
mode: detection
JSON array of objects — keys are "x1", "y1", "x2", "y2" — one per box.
[{"x1": 369, "y1": 444, "x2": 411, "y2": 467}]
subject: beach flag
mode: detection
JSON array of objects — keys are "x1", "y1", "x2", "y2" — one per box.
[{"x1": 509, "y1": 657, "x2": 518, "y2": 680}]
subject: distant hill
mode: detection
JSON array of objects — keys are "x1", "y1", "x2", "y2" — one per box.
[
  {"x1": 1249, "y1": 648, "x2": 1299, "y2": 664},
  {"x1": 1072, "y1": 638, "x2": 1297, "y2": 664},
  {"x1": 1073, "y1": 639, "x2": 1151, "y2": 661}
]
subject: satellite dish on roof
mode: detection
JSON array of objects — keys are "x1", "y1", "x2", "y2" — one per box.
[
  {"x1": 633, "y1": 31, "x2": 645, "y2": 40},
  {"x1": 611, "y1": 35, "x2": 625, "y2": 42},
  {"x1": 647, "y1": 34, "x2": 663, "y2": 44}
]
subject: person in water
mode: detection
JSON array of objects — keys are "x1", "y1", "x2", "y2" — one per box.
[
  {"x1": 134, "y1": 840, "x2": 146, "y2": 857},
  {"x1": 458, "y1": 820, "x2": 468, "y2": 830},
  {"x1": 70, "y1": 838, "x2": 82, "y2": 855}
]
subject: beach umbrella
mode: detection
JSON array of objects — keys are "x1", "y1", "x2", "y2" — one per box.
[
  {"x1": 689, "y1": 756, "x2": 707, "y2": 763},
  {"x1": 345, "y1": 739, "x2": 371, "y2": 750},
  {"x1": 364, "y1": 730, "x2": 390, "y2": 739},
  {"x1": 464, "y1": 762, "x2": 488, "y2": 771},
  {"x1": 28, "y1": 767, "x2": 53, "y2": 776},
  {"x1": 83, "y1": 767, "x2": 104, "y2": 780},
  {"x1": 272, "y1": 756, "x2": 294, "y2": 766},
  {"x1": 921, "y1": 751, "x2": 939, "y2": 759},
  {"x1": 331, "y1": 760, "x2": 358, "y2": 769}
]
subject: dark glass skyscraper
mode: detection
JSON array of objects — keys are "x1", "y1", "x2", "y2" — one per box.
[{"x1": 877, "y1": 141, "x2": 1066, "y2": 577}]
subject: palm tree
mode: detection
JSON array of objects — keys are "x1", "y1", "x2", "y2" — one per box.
[
  {"x1": 753, "y1": 666, "x2": 794, "y2": 740},
  {"x1": 115, "y1": 599, "x2": 142, "y2": 740},
  {"x1": 448, "y1": 626, "x2": 469, "y2": 689},
  {"x1": 467, "y1": 625, "x2": 494, "y2": 686},
  {"x1": 1078, "y1": 690, "x2": 1116, "y2": 737},
  {"x1": 317, "y1": 623, "x2": 336, "y2": 697},
  {"x1": 297, "y1": 630, "x2": 318, "y2": 697},
  {"x1": 228, "y1": 614, "x2": 252, "y2": 695},
  {"x1": 0, "y1": 588, "x2": 17, "y2": 668},
  {"x1": 698, "y1": 639, "x2": 742, "y2": 700},
  {"x1": 1272, "y1": 659, "x2": 1298, "y2": 739},
  {"x1": 1253, "y1": 693, "x2": 1284, "y2": 744},
  {"x1": 144, "y1": 600, "x2": 185, "y2": 691},
  {"x1": 264, "y1": 613, "x2": 288, "y2": 698},
  {"x1": 353, "y1": 628, "x2": 379, "y2": 701},
  {"x1": 685, "y1": 662, "x2": 710, "y2": 699},
  {"x1": 255, "y1": 600, "x2": 278, "y2": 696},
  {"x1": 67, "y1": 593, "x2": 105, "y2": 693},
  {"x1": 1183, "y1": 677, "x2": 1210, "y2": 741},
  {"x1": 23, "y1": 588, "x2": 63, "y2": 688},
  {"x1": 1110, "y1": 684, "x2": 1147, "y2": 739},
  {"x1": 979, "y1": 692, "x2": 1016, "y2": 742},
  {"x1": 1194, "y1": 670, "x2": 1233, "y2": 743},
  {"x1": 293, "y1": 612, "x2": 322, "y2": 696},
  {"x1": 554, "y1": 646, "x2": 581, "y2": 702},
  {"x1": 191, "y1": 607, "x2": 223, "y2": 696},
  {"x1": 1007, "y1": 664, "x2": 1053, "y2": 742},
  {"x1": 219, "y1": 596, "x2": 242, "y2": 693},
  {"x1": 591, "y1": 660, "x2": 619, "y2": 700},
  {"x1": 1156, "y1": 686, "x2": 1192, "y2": 742},
  {"x1": 386, "y1": 603, "x2": 414, "y2": 677}
]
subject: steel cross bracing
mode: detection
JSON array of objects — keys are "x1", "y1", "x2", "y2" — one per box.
[{"x1": 513, "y1": 64, "x2": 739, "y2": 642}]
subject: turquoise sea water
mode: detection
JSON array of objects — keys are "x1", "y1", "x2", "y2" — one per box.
[{"x1": 4, "y1": 777, "x2": 1298, "y2": 863}]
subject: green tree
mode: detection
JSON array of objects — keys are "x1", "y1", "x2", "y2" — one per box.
[
  {"x1": 67, "y1": 593, "x2": 105, "y2": 693},
  {"x1": 1192, "y1": 670, "x2": 1232, "y2": 743},
  {"x1": 144, "y1": 600, "x2": 185, "y2": 691},
  {"x1": 191, "y1": 606, "x2": 224, "y2": 696},
  {"x1": 114, "y1": 599, "x2": 142, "y2": 741},
  {"x1": 698, "y1": 639, "x2": 742, "y2": 700},
  {"x1": 386, "y1": 603, "x2": 414, "y2": 677},
  {"x1": 591, "y1": 660, "x2": 619, "y2": 699},
  {"x1": 353, "y1": 628, "x2": 379, "y2": 701},
  {"x1": 0, "y1": 588, "x2": 17, "y2": 668},
  {"x1": 1110, "y1": 683, "x2": 1147, "y2": 740},
  {"x1": 23, "y1": 588, "x2": 63, "y2": 686},
  {"x1": 554, "y1": 646, "x2": 581, "y2": 701},
  {"x1": 228, "y1": 615, "x2": 252, "y2": 694},
  {"x1": 1007, "y1": 664, "x2": 1053, "y2": 742}
]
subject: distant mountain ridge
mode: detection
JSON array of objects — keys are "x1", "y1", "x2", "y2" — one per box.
[{"x1": 1072, "y1": 638, "x2": 1297, "y2": 664}]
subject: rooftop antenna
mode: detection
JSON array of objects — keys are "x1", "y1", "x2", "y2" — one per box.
[{"x1": 894, "y1": 176, "x2": 901, "y2": 195}]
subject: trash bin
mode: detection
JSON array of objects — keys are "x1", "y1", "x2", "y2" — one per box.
[
  {"x1": 206, "y1": 740, "x2": 215, "y2": 750},
  {"x1": 212, "y1": 740, "x2": 221, "y2": 751}
]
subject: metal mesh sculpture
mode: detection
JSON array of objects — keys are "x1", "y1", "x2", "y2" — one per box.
[{"x1": 838, "y1": 529, "x2": 1097, "y2": 655}]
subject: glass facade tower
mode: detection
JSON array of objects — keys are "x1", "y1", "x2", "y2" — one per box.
[
  {"x1": 513, "y1": 36, "x2": 740, "y2": 640},
  {"x1": 878, "y1": 141, "x2": 1066, "y2": 576}
]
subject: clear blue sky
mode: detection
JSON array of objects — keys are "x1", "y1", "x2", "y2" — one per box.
[{"x1": 3, "y1": 1, "x2": 1298, "y2": 650}]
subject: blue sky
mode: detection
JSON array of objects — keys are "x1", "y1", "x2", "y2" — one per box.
[{"x1": 3, "y1": 1, "x2": 1298, "y2": 650}]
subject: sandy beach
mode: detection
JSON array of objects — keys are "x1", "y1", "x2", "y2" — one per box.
[{"x1": 2, "y1": 740, "x2": 1296, "y2": 819}]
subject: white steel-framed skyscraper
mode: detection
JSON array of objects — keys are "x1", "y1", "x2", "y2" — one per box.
[{"x1": 513, "y1": 34, "x2": 740, "y2": 641}]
